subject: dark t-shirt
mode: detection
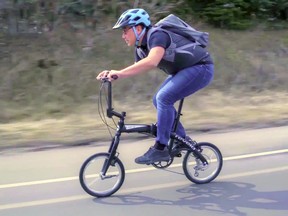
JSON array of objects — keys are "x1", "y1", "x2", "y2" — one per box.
[
  {"x1": 135, "y1": 29, "x2": 212, "y2": 74},
  {"x1": 135, "y1": 31, "x2": 170, "y2": 62}
]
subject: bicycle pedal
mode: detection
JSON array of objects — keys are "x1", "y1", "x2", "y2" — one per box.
[{"x1": 171, "y1": 150, "x2": 182, "y2": 158}]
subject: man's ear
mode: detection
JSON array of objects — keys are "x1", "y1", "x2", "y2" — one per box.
[{"x1": 136, "y1": 25, "x2": 143, "y2": 33}]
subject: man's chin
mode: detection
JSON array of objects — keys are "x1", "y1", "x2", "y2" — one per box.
[{"x1": 124, "y1": 41, "x2": 132, "y2": 46}]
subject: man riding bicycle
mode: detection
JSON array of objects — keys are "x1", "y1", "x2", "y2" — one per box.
[{"x1": 97, "y1": 8, "x2": 214, "y2": 165}]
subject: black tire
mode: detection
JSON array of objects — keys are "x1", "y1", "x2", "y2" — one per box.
[
  {"x1": 183, "y1": 142, "x2": 223, "y2": 184},
  {"x1": 79, "y1": 152, "x2": 125, "y2": 197}
]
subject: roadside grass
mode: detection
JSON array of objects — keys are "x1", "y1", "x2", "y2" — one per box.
[
  {"x1": 0, "y1": 27, "x2": 287, "y2": 148},
  {"x1": 0, "y1": 90, "x2": 287, "y2": 148}
]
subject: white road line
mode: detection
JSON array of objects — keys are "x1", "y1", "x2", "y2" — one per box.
[
  {"x1": 0, "y1": 195, "x2": 88, "y2": 211},
  {"x1": 0, "y1": 165, "x2": 288, "y2": 211},
  {"x1": 0, "y1": 176, "x2": 79, "y2": 189},
  {"x1": 0, "y1": 149, "x2": 287, "y2": 190},
  {"x1": 223, "y1": 149, "x2": 288, "y2": 161}
]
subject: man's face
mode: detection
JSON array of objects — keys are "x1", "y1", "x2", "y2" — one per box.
[{"x1": 122, "y1": 26, "x2": 137, "y2": 46}]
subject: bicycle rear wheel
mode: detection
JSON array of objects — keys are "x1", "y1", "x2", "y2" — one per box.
[
  {"x1": 183, "y1": 142, "x2": 223, "y2": 184},
  {"x1": 79, "y1": 152, "x2": 125, "y2": 197}
]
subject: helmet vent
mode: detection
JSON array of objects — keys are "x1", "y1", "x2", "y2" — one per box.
[{"x1": 134, "y1": 16, "x2": 141, "y2": 21}]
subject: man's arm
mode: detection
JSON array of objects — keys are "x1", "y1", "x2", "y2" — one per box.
[{"x1": 111, "y1": 46, "x2": 165, "y2": 78}]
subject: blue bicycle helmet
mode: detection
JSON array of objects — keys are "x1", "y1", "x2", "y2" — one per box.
[
  {"x1": 113, "y1": 8, "x2": 151, "y2": 47},
  {"x1": 113, "y1": 8, "x2": 151, "y2": 29}
]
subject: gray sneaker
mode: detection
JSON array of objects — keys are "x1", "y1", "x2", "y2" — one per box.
[{"x1": 135, "y1": 147, "x2": 171, "y2": 165}]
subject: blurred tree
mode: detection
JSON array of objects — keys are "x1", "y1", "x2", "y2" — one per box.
[
  {"x1": 180, "y1": 0, "x2": 288, "y2": 29},
  {"x1": 203, "y1": 0, "x2": 252, "y2": 29},
  {"x1": 0, "y1": 0, "x2": 287, "y2": 34},
  {"x1": 7, "y1": 0, "x2": 18, "y2": 35}
]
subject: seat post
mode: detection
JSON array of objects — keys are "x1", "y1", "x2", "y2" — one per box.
[{"x1": 171, "y1": 98, "x2": 184, "y2": 133}]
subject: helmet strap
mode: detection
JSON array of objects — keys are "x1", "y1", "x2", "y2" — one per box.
[{"x1": 132, "y1": 26, "x2": 146, "y2": 47}]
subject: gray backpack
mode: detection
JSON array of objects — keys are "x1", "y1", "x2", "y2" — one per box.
[{"x1": 152, "y1": 14, "x2": 209, "y2": 48}]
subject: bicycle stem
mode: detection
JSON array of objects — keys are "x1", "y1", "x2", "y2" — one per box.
[{"x1": 105, "y1": 80, "x2": 125, "y2": 119}]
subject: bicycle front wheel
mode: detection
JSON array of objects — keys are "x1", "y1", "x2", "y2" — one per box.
[
  {"x1": 183, "y1": 142, "x2": 223, "y2": 184},
  {"x1": 79, "y1": 152, "x2": 125, "y2": 197}
]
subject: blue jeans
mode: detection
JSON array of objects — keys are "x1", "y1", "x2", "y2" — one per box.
[{"x1": 153, "y1": 64, "x2": 214, "y2": 145}]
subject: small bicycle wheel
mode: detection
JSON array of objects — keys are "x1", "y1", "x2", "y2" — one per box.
[
  {"x1": 183, "y1": 142, "x2": 223, "y2": 184},
  {"x1": 79, "y1": 152, "x2": 125, "y2": 197}
]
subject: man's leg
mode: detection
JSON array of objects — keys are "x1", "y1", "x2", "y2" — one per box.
[
  {"x1": 155, "y1": 64, "x2": 214, "y2": 146},
  {"x1": 135, "y1": 64, "x2": 214, "y2": 164},
  {"x1": 152, "y1": 77, "x2": 186, "y2": 139}
]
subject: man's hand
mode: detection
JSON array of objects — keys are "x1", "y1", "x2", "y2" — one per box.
[{"x1": 96, "y1": 70, "x2": 119, "y2": 81}]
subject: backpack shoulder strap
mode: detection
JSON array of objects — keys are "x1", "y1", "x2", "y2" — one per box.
[{"x1": 146, "y1": 26, "x2": 171, "y2": 50}]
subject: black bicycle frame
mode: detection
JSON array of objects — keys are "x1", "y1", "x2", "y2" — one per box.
[{"x1": 100, "y1": 80, "x2": 208, "y2": 175}]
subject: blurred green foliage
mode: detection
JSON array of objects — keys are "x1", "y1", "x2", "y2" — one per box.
[
  {"x1": 182, "y1": 0, "x2": 288, "y2": 29},
  {"x1": 1, "y1": 0, "x2": 287, "y2": 34},
  {"x1": 0, "y1": 0, "x2": 287, "y2": 123}
]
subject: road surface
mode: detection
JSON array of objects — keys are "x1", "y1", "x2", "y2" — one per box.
[{"x1": 0, "y1": 126, "x2": 288, "y2": 216}]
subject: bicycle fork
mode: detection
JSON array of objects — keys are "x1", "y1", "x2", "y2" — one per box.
[{"x1": 101, "y1": 120, "x2": 124, "y2": 176}]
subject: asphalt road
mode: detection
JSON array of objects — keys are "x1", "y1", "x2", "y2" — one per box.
[{"x1": 0, "y1": 126, "x2": 288, "y2": 216}]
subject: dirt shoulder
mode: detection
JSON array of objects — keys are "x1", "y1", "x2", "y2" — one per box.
[{"x1": 0, "y1": 90, "x2": 287, "y2": 151}]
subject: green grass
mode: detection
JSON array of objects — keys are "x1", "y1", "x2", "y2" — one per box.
[
  {"x1": 0, "y1": 27, "x2": 288, "y2": 148},
  {"x1": 0, "y1": 90, "x2": 287, "y2": 148}
]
